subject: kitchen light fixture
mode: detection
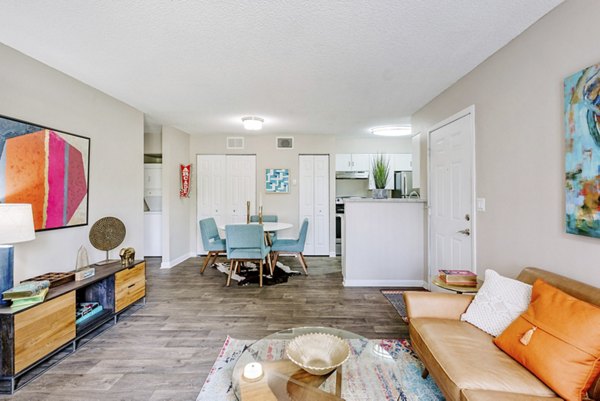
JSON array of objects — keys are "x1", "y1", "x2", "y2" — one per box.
[
  {"x1": 370, "y1": 126, "x2": 412, "y2": 137},
  {"x1": 242, "y1": 116, "x2": 264, "y2": 131}
]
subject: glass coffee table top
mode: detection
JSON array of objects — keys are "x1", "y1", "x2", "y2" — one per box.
[{"x1": 232, "y1": 326, "x2": 403, "y2": 401}]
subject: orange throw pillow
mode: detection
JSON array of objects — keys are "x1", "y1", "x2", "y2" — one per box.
[{"x1": 494, "y1": 279, "x2": 600, "y2": 401}]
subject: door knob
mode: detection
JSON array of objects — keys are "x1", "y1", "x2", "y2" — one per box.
[{"x1": 458, "y1": 228, "x2": 470, "y2": 236}]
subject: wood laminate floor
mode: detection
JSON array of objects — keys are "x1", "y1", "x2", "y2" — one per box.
[{"x1": 3, "y1": 256, "x2": 413, "y2": 401}]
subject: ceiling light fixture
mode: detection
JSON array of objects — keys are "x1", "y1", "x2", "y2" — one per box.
[
  {"x1": 242, "y1": 116, "x2": 264, "y2": 131},
  {"x1": 369, "y1": 126, "x2": 412, "y2": 137}
]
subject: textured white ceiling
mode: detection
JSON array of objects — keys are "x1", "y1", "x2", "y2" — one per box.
[{"x1": 0, "y1": 0, "x2": 562, "y2": 136}]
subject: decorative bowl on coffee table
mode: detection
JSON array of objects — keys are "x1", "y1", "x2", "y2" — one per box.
[{"x1": 286, "y1": 332, "x2": 350, "y2": 375}]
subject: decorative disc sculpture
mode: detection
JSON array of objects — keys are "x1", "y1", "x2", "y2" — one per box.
[{"x1": 89, "y1": 217, "x2": 126, "y2": 265}]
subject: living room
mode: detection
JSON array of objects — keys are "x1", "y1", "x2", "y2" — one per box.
[{"x1": 1, "y1": 1, "x2": 599, "y2": 400}]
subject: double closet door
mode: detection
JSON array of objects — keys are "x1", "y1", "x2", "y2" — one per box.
[
  {"x1": 196, "y1": 155, "x2": 256, "y2": 254},
  {"x1": 299, "y1": 155, "x2": 329, "y2": 256}
]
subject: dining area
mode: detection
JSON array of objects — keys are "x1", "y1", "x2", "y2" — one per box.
[{"x1": 199, "y1": 211, "x2": 309, "y2": 287}]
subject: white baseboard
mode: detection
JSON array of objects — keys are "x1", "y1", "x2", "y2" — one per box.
[
  {"x1": 161, "y1": 252, "x2": 195, "y2": 269},
  {"x1": 343, "y1": 279, "x2": 426, "y2": 288}
]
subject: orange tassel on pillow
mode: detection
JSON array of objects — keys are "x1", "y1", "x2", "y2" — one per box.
[{"x1": 520, "y1": 326, "x2": 537, "y2": 345}]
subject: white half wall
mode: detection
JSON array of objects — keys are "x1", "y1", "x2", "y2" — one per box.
[
  {"x1": 0, "y1": 43, "x2": 144, "y2": 282},
  {"x1": 412, "y1": 0, "x2": 600, "y2": 287}
]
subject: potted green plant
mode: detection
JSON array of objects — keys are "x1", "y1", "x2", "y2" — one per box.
[{"x1": 371, "y1": 154, "x2": 390, "y2": 199}]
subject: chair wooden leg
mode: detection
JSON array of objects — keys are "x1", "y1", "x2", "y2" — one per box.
[
  {"x1": 200, "y1": 252, "x2": 211, "y2": 274},
  {"x1": 299, "y1": 252, "x2": 308, "y2": 275},
  {"x1": 267, "y1": 254, "x2": 274, "y2": 276},
  {"x1": 227, "y1": 260, "x2": 236, "y2": 287},
  {"x1": 421, "y1": 368, "x2": 429, "y2": 379},
  {"x1": 209, "y1": 251, "x2": 220, "y2": 267},
  {"x1": 272, "y1": 252, "x2": 279, "y2": 268},
  {"x1": 259, "y1": 260, "x2": 263, "y2": 287}
]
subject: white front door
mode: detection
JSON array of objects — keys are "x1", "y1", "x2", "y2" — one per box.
[{"x1": 428, "y1": 107, "x2": 475, "y2": 285}]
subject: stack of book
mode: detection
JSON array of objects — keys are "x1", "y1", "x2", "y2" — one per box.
[
  {"x1": 2, "y1": 280, "x2": 50, "y2": 307},
  {"x1": 438, "y1": 269, "x2": 478, "y2": 287},
  {"x1": 76, "y1": 302, "x2": 104, "y2": 325}
]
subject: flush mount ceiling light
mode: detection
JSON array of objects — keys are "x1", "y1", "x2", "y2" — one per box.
[
  {"x1": 369, "y1": 126, "x2": 412, "y2": 137},
  {"x1": 242, "y1": 116, "x2": 264, "y2": 131}
]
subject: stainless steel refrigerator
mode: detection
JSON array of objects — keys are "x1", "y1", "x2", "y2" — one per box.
[{"x1": 392, "y1": 171, "x2": 413, "y2": 198}]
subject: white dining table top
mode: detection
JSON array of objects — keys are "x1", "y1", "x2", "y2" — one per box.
[{"x1": 218, "y1": 222, "x2": 293, "y2": 232}]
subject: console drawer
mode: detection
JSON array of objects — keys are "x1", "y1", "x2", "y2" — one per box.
[
  {"x1": 115, "y1": 262, "x2": 145, "y2": 312},
  {"x1": 14, "y1": 292, "x2": 76, "y2": 373}
]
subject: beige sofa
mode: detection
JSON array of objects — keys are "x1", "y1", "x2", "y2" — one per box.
[{"x1": 404, "y1": 267, "x2": 600, "y2": 401}]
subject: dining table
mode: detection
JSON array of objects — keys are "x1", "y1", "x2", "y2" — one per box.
[{"x1": 218, "y1": 222, "x2": 293, "y2": 246}]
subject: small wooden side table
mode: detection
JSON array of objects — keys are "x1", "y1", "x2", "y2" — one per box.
[{"x1": 432, "y1": 277, "x2": 483, "y2": 294}]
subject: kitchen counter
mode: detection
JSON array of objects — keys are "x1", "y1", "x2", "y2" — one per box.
[
  {"x1": 343, "y1": 198, "x2": 426, "y2": 203},
  {"x1": 342, "y1": 199, "x2": 426, "y2": 287}
]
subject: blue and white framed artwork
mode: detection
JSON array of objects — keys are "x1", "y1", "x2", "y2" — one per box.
[
  {"x1": 565, "y1": 62, "x2": 600, "y2": 238},
  {"x1": 265, "y1": 169, "x2": 289, "y2": 193}
]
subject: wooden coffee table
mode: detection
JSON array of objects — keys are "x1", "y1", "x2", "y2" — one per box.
[{"x1": 232, "y1": 327, "x2": 402, "y2": 401}]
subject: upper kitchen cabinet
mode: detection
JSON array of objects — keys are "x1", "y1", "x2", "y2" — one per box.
[
  {"x1": 335, "y1": 154, "x2": 370, "y2": 171},
  {"x1": 390, "y1": 154, "x2": 412, "y2": 171}
]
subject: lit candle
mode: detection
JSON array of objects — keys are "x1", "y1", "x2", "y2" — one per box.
[{"x1": 243, "y1": 362, "x2": 264, "y2": 381}]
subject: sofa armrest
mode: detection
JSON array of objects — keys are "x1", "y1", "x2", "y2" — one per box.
[{"x1": 404, "y1": 291, "x2": 475, "y2": 321}]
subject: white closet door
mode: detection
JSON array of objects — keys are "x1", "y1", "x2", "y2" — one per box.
[
  {"x1": 226, "y1": 155, "x2": 256, "y2": 224},
  {"x1": 299, "y1": 155, "x2": 330, "y2": 256},
  {"x1": 196, "y1": 155, "x2": 226, "y2": 254},
  {"x1": 299, "y1": 155, "x2": 315, "y2": 255},
  {"x1": 313, "y1": 155, "x2": 329, "y2": 255}
]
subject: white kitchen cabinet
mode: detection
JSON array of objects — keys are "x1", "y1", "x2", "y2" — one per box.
[
  {"x1": 335, "y1": 154, "x2": 370, "y2": 171},
  {"x1": 299, "y1": 155, "x2": 330, "y2": 255},
  {"x1": 391, "y1": 154, "x2": 412, "y2": 171},
  {"x1": 196, "y1": 154, "x2": 256, "y2": 254},
  {"x1": 412, "y1": 133, "x2": 421, "y2": 188}
]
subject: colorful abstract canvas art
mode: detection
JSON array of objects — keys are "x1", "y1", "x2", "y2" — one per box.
[
  {"x1": 265, "y1": 169, "x2": 289, "y2": 193},
  {"x1": 0, "y1": 115, "x2": 90, "y2": 231},
  {"x1": 565, "y1": 63, "x2": 600, "y2": 238}
]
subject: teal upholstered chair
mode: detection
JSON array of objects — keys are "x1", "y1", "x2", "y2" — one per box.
[
  {"x1": 250, "y1": 214, "x2": 278, "y2": 242},
  {"x1": 225, "y1": 224, "x2": 272, "y2": 287},
  {"x1": 271, "y1": 218, "x2": 309, "y2": 275},
  {"x1": 199, "y1": 218, "x2": 226, "y2": 274}
]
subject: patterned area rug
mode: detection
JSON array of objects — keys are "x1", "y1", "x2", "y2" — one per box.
[
  {"x1": 197, "y1": 336, "x2": 444, "y2": 401},
  {"x1": 214, "y1": 261, "x2": 301, "y2": 286},
  {"x1": 381, "y1": 290, "x2": 409, "y2": 323}
]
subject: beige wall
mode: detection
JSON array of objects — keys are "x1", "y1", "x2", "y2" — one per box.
[
  {"x1": 412, "y1": 0, "x2": 600, "y2": 286},
  {"x1": 144, "y1": 131, "x2": 162, "y2": 154},
  {"x1": 0, "y1": 43, "x2": 144, "y2": 282},
  {"x1": 162, "y1": 126, "x2": 192, "y2": 267},
  {"x1": 188, "y1": 134, "x2": 411, "y2": 253}
]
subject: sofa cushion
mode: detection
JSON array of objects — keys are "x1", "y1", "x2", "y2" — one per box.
[
  {"x1": 461, "y1": 269, "x2": 532, "y2": 337},
  {"x1": 460, "y1": 389, "x2": 563, "y2": 401},
  {"x1": 410, "y1": 318, "x2": 556, "y2": 401},
  {"x1": 494, "y1": 279, "x2": 600, "y2": 401}
]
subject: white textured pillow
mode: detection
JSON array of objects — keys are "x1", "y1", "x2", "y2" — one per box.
[{"x1": 461, "y1": 269, "x2": 532, "y2": 337}]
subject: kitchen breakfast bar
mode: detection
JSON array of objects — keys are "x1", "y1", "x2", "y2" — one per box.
[{"x1": 342, "y1": 198, "x2": 427, "y2": 287}]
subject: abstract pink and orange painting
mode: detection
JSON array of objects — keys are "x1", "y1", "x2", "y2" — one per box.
[{"x1": 0, "y1": 115, "x2": 89, "y2": 231}]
